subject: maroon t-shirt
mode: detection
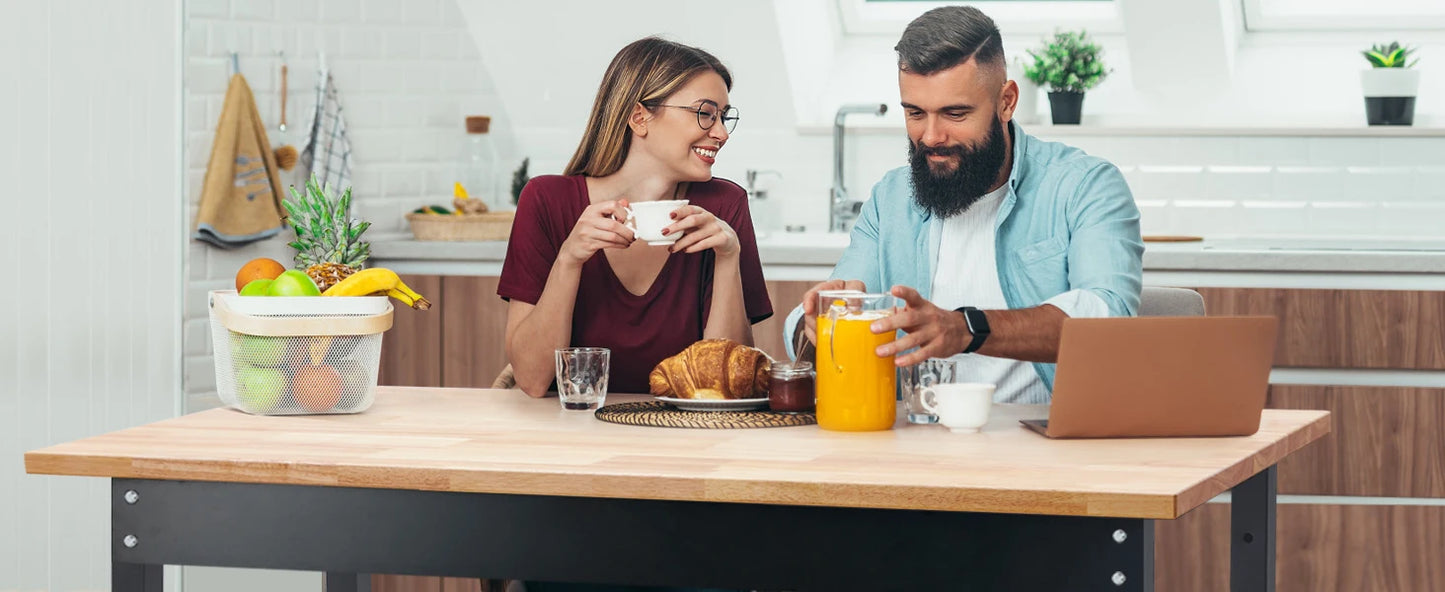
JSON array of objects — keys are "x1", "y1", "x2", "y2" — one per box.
[{"x1": 497, "y1": 174, "x2": 773, "y2": 394}]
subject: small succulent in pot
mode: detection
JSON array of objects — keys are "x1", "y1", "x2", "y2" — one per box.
[
  {"x1": 1359, "y1": 41, "x2": 1421, "y2": 126},
  {"x1": 1024, "y1": 30, "x2": 1110, "y2": 124},
  {"x1": 1362, "y1": 42, "x2": 1418, "y2": 69}
]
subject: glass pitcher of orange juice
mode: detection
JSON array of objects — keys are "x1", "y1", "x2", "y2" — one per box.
[{"x1": 816, "y1": 291, "x2": 898, "y2": 431}]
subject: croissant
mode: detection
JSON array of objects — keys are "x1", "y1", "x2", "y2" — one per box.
[{"x1": 649, "y1": 339, "x2": 772, "y2": 400}]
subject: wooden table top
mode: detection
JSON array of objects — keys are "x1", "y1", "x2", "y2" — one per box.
[{"x1": 25, "y1": 387, "x2": 1329, "y2": 519}]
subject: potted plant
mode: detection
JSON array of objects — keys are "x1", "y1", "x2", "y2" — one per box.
[
  {"x1": 1361, "y1": 42, "x2": 1420, "y2": 126},
  {"x1": 1024, "y1": 30, "x2": 1109, "y2": 125}
]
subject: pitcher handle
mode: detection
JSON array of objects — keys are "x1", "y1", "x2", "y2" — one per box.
[{"x1": 825, "y1": 302, "x2": 844, "y2": 374}]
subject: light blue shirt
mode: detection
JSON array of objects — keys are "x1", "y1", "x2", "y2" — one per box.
[{"x1": 784, "y1": 121, "x2": 1144, "y2": 393}]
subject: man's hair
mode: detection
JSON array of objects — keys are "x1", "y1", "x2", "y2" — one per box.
[{"x1": 894, "y1": 6, "x2": 1005, "y2": 75}]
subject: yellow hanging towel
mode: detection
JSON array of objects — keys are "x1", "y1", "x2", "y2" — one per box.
[{"x1": 193, "y1": 73, "x2": 286, "y2": 248}]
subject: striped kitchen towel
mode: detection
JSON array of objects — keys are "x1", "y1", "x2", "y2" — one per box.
[{"x1": 299, "y1": 56, "x2": 352, "y2": 194}]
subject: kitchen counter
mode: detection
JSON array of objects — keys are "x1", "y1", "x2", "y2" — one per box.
[
  {"x1": 371, "y1": 234, "x2": 1445, "y2": 275},
  {"x1": 26, "y1": 388, "x2": 1323, "y2": 591}
]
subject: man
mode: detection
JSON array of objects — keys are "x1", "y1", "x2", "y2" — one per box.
[{"x1": 786, "y1": 6, "x2": 1143, "y2": 404}]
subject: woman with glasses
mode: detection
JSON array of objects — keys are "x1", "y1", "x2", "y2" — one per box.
[{"x1": 499, "y1": 36, "x2": 772, "y2": 408}]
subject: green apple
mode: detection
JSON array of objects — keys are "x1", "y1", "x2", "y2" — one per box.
[
  {"x1": 235, "y1": 366, "x2": 285, "y2": 413},
  {"x1": 230, "y1": 332, "x2": 286, "y2": 367},
  {"x1": 266, "y1": 270, "x2": 321, "y2": 297},
  {"x1": 239, "y1": 278, "x2": 273, "y2": 296}
]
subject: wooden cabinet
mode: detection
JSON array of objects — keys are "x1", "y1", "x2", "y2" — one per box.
[
  {"x1": 380, "y1": 276, "x2": 822, "y2": 390},
  {"x1": 440, "y1": 276, "x2": 510, "y2": 388},
  {"x1": 1156, "y1": 503, "x2": 1445, "y2": 592},
  {"x1": 379, "y1": 275, "x2": 510, "y2": 389},
  {"x1": 378, "y1": 275, "x2": 444, "y2": 387}
]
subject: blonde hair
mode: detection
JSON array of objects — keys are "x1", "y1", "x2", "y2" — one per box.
[{"x1": 565, "y1": 37, "x2": 732, "y2": 177}]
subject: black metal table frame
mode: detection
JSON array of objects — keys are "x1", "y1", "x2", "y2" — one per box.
[{"x1": 111, "y1": 466, "x2": 1276, "y2": 592}]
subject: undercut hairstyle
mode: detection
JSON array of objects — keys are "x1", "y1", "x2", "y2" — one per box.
[{"x1": 894, "y1": 6, "x2": 1005, "y2": 75}]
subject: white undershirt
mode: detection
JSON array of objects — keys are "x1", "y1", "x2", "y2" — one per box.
[{"x1": 929, "y1": 185, "x2": 1109, "y2": 404}]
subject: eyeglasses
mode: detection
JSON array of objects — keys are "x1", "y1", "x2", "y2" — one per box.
[{"x1": 647, "y1": 101, "x2": 740, "y2": 133}]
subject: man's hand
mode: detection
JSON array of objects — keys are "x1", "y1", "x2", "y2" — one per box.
[
  {"x1": 872, "y1": 285, "x2": 972, "y2": 367},
  {"x1": 799, "y1": 279, "x2": 867, "y2": 346}
]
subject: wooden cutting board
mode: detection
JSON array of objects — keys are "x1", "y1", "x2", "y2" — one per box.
[{"x1": 1143, "y1": 235, "x2": 1204, "y2": 242}]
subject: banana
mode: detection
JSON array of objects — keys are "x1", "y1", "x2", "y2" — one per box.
[
  {"x1": 322, "y1": 268, "x2": 401, "y2": 297},
  {"x1": 386, "y1": 286, "x2": 432, "y2": 310},
  {"x1": 323, "y1": 268, "x2": 432, "y2": 310}
]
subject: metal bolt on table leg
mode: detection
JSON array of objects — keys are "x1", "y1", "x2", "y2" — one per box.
[
  {"x1": 1112, "y1": 529, "x2": 1127, "y2": 543},
  {"x1": 1112, "y1": 571, "x2": 1127, "y2": 586},
  {"x1": 123, "y1": 535, "x2": 138, "y2": 548},
  {"x1": 124, "y1": 490, "x2": 139, "y2": 504}
]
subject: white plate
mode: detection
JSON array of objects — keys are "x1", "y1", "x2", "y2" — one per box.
[{"x1": 654, "y1": 397, "x2": 771, "y2": 412}]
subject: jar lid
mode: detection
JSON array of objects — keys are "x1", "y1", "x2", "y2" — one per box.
[
  {"x1": 770, "y1": 361, "x2": 814, "y2": 378},
  {"x1": 465, "y1": 116, "x2": 491, "y2": 134}
]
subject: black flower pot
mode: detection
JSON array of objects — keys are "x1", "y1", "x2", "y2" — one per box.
[
  {"x1": 1047, "y1": 91, "x2": 1086, "y2": 125},
  {"x1": 1051, "y1": 90, "x2": 1086, "y2": 124},
  {"x1": 1364, "y1": 97, "x2": 1416, "y2": 126}
]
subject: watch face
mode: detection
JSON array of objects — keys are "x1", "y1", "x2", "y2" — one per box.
[{"x1": 965, "y1": 308, "x2": 988, "y2": 333}]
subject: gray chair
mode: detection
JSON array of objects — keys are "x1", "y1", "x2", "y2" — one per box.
[{"x1": 1138, "y1": 286, "x2": 1206, "y2": 317}]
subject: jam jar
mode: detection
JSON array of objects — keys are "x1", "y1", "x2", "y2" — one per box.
[{"x1": 769, "y1": 362, "x2": 816, "y2": 413}]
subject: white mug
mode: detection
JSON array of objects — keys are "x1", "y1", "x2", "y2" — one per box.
[
  {"x1": 920, "y1": 382, "x2": 996, "y2": 433},
  {"x1": 621, "y1": 200, "x2": 689, "y2": 246}
]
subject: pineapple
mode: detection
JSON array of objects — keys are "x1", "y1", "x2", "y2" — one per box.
[{"x1": 283, "y1": 177, "x2": 371, "y2": 292}]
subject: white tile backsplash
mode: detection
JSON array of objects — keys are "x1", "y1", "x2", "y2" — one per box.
[{"x1": 1381, "y1": 138, "x2": 1445, "y2": 167}]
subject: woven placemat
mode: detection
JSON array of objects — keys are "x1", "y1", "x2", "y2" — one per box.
[{"x1": 594, "y1": 401, "x2": 817, "y2": 429}]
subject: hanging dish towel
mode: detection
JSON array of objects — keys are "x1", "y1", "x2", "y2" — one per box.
[
  {"x1": 193, "y1": 73, "x2": 287, "y2": 248},
  {"x1": 299, "y1": 57, "x2": 352, "y2": 193}
]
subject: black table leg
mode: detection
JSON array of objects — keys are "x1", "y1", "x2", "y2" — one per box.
[
  {"x1": 112, "y1": 562, "x2": 162, "y2": 592},
  {"x1": 325, "y1": 573, "x2": 372, "y2": 592},
  {"x1": 1230, "y1": 465, "x2": 1277, "y2": 592}
]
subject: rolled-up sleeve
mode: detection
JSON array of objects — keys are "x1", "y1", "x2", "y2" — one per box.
[{"x1": 1065, "y1": 163, "x2": 1143, "y2": 317}]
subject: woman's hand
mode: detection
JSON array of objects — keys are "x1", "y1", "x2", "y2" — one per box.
[
  {"x1": 661, "y1": 204, "x2": 740, "y2": 257},
  {"x1": 558, "y1": 200, "x2": 636, "y2": 266}
]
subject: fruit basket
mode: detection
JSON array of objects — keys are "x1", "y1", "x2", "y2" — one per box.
[
  {"x1": 208, "y1": 290, "x2": 393, "y2": 416},
  {"x1": 406, "y1": 211, "x2": 514, "y2": 242}
]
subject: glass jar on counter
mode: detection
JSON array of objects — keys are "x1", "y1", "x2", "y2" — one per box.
[
  {"x1": 457, "y1": 115, "x2": 508, "y2": 211},
  {"x1": 768, "y1": 361, "x2": 815, "y2": 413}
]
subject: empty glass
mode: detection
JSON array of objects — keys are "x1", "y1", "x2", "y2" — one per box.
[
  {"x1": 901, "y1": 358, "x2": 958, "y2": 424},
  {"x1": 554, "y1": 347, "x2": 610, "y2": 410}
]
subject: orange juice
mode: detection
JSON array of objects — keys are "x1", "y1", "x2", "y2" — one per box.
[{"x1": 816, "y1": 311, "x2": 897, "y2": 431}]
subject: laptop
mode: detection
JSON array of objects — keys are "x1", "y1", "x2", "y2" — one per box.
[{"x1": 1020, "y1": 316, "x2": 1278, "y2": 439}]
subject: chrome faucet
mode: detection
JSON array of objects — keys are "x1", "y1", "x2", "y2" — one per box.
[{"x1": 831, "y1": 103, "x2": 888, "y2": 233}]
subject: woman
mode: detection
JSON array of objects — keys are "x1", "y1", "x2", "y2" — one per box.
[{"x1": 498, "y1": 37, "x2": 772, "y2": 400}]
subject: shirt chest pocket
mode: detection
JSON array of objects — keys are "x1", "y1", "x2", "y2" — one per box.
[
  {"x1": 1017, "y1": 234, "x2": 1068, "y2": 265},
  {"x1": 1013, "y1": 234, "x2": 1070, "y2": 297}
]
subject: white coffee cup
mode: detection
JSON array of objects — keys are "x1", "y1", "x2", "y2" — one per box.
[
  {"x1": 621, "y1": 200, "x2": 689, "y2": 246},
  {"x1": 920, "y1": 382, "x2": 996, "y2": 433}
]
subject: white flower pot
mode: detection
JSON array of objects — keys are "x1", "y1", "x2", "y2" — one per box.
[{"x1": 1360, "y1": 68, "x2": 1420, "y2": 126}]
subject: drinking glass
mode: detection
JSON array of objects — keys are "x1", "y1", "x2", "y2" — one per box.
[{"x1": 554, "y1": 347, "x2": 610, "y2": 410}]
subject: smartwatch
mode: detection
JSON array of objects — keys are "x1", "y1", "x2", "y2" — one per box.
[{"x1": 955, "y1": 306, "x2": 990, "y2": 354}]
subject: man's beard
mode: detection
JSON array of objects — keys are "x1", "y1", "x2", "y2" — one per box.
[{"x1": 908, "y1": 117, "x2": 1008, "y2": 219}]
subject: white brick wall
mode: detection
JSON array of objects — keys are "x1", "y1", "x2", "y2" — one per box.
[{"x1": 182, "y1": 0, "x2": 509, "y2": 408}]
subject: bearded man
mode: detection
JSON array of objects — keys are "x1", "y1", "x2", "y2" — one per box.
[{"x1": 786, "y1": 6, "x2": 1143, "y2": 403}]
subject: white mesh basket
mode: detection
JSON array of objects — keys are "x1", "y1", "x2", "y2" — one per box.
[{"x1": 208, "y1": 290, "x2": 393, "y2": 415}]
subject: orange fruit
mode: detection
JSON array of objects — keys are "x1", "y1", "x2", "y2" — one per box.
[
  {"x1": 235, "y1": 258, "x2": 287, "y2": 292},
  {"x1": 291, "y1": 364, "x2": 344, "y2": 412}
]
